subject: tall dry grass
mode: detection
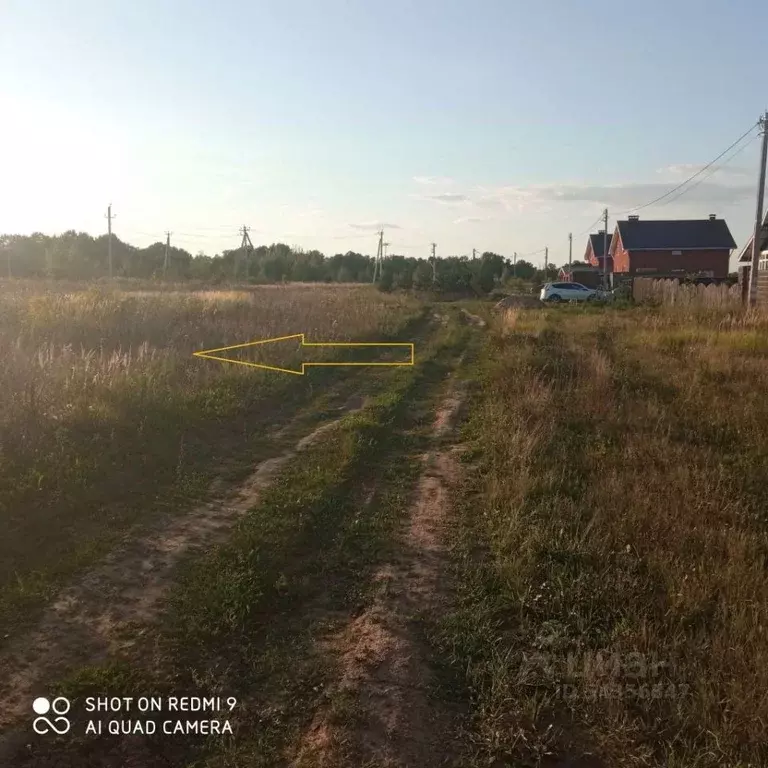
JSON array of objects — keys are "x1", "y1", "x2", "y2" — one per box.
[
  {"x1": 442, "y1": 304, "x2": 768, "y2": 766},
  {"x1": 0, "y1": 280, "x2": 420, "y2": 634}
]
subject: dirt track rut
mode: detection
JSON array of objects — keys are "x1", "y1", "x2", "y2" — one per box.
[
  {"x1": 293, "y1": 373, "x2": 466, "y2": 767},
  {"x1": 0, "y1": 397, "x2": 365, "y2": 733}
]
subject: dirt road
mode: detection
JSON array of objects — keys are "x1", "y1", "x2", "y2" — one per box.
[
  {"x1": 292, "y1": 372, "x2": 467, "y2": 767},
  {"x1": 0, "y1": 311, "x2": 480, "y2": 768},
  {"x1": 0, "y1": 395, "x2": 367, "y2": 732}
]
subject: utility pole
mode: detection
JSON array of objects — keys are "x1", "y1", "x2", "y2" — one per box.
[
  {"x1": 568, "y1": 232, "x2": 573, "y2": 267},
  {"x1": 431, "y1": 242, "x2": 437, "y2": 284},
  {"x1": 603, "y1": 209, "x2": 609, "y2": 290},
  {"x1": 749, "y1": 111, "x2": 768, "y2": 306},
  {"x1": 238, "y1": 225, "x2": 253, "y2": 281},
  {"x1": 372, "y1": 229, "x2": 384, "y2": 283},
  {"x1": 544, "y1": 246, "x2": 548, "y2": 276},
  {"x1": 372, "y1": 230, "x2": 383, "y2": 283},
  {"x1": 513, "y1": 251, "x2": 517, "y2": 278},
  {"x1": 163, "y1": 231, "x2": 172, "y2": 277},
  {"x1": 472, "y1": 248, "x2": 477, "y2": 260},
  {"x1": 105, "y1": 204, "x2": 116, "y2": 278}
]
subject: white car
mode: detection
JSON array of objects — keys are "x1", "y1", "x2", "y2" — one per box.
[{"x1": 540, "y1": 282, "x2": 598, "y2": 303}]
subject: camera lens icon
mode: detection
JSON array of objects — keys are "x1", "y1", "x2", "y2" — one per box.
[{"x1": 32, "y1": 696, "x2": 71, "y2": 735}]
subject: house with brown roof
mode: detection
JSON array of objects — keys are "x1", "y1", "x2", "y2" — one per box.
[{"x1": 609, "y1": 215, "x2": 737, "y2": 279}]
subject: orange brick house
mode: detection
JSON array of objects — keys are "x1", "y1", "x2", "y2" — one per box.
[
  {"x1": 584, "y1": 232, "x2": 613, "y2": 272},
  {"x1": 609, "y1": 215, "x2": 736, "y2": 279}
]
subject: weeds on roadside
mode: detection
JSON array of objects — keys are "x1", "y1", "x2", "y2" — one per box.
[{"x1": 436, "y1": 305, "x2": 768, "y2": 767}]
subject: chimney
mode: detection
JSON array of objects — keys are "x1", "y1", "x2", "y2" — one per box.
[
  {"x1": 709, "y1": 214, "x2": 717, "y2": 221},
  {"x1": 628, "y1": 215, "x2": 640, "y2": 221}
]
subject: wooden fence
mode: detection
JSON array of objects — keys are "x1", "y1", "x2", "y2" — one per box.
[{"x1": 632, "y1": 278, "x2": 741, "y2": 309}]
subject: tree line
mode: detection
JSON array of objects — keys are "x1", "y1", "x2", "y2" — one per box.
[{"x1": 0, "y1": 231, "x2": 566, "y2": 293}]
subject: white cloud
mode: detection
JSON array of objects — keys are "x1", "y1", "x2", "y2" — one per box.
[
  {"x1": 422, "y1": 192, "x2": 469, "y2": 204},
  {"x1": 419, "y1": 178, "x2": 753, "y2": 215},
  {"x1": 532, "y1": 181, "x2": 753, "y2": 208},
  {"x1": 658, "y1": 163, "x2": 752, "y2": 180}
]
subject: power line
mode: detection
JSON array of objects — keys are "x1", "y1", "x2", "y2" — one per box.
[
  {"x1": 122, "y1": 229, "x2": 165, "y2": 239},
  {"x1": 40, "y1": 119, "x2": 763, "y2": 274},
  {"x1": 576, "y1": 212, "x2": 607, "y2": 238},
  {"x1": 614, "y1": 120, "x2": 759, "y2": 215},
  {"x1": 517, "y1": 119, "x2": 760, "y2": 262},
  {"x1": 655, "y1": 133, "x2": 760, "y2": 209},
  {"x1": 515, "y1": 246, "x2": 546, "y2": 259},
  {"x1": 174, "y1": 231, "x2": 227, "y2": 239},
  {"x1": 332, "y1": 233, "x2": 378, "y2": 240},
  {"x1": 388, "y1": 241, "x2": 429, "y2": 249},
  {"x1": 184, "y1": 224, "x2": 241, "y2": 232}
]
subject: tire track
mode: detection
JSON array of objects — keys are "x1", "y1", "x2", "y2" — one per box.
[
  {"x1": 0, "y1": 397, "x2": 366, "y2": 734},
  {"x1": 292, "y1": 370, "x2": 466, "y2": 768}
]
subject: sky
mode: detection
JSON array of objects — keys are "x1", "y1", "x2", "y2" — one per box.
[{"x1": 1, "y1": 0, "x2": 766, "y2": 269}]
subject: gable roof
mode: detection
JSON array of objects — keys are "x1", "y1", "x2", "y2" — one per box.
[
  {"x1": 616, "y1": 218, "x2": 737, "y2": 251},
  {"x1": 737, "y1": 209, "x2": 768, "y2": 263},
  {"x1": 588, "y1": 233, "x2": 612, "y2": 258}
]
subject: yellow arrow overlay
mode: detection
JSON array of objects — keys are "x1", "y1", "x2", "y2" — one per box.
[{"x1": 193, "y1": 333, "x2": 415, "y2": 376}]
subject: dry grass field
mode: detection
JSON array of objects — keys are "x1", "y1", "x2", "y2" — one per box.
[
  {"x1": 0, "y1": 280, "x2": 420, "y2": 638},
  {"x1": 2, "y1": 283, "x2": 768, "y2": 768},
  {"x1": 438, "y1": 302, "x2": 768, "y2": 767},
  {"x1": 0, "y1": 280, "x2": 479, "y2": 768}
]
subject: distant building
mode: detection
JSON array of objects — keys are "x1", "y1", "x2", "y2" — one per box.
[
  {"x1": 736, "y1": 210, "x2": 768, "y2": 304},
  {"x1": 609, "y1": 215, "x2": 736, "y2": 279},
  {"x1": 558, "y1": 264, "x2": 603, "y2": 288},
  {"x1": 584, "y1": 232, "x2": 613, "y2": 273}
]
